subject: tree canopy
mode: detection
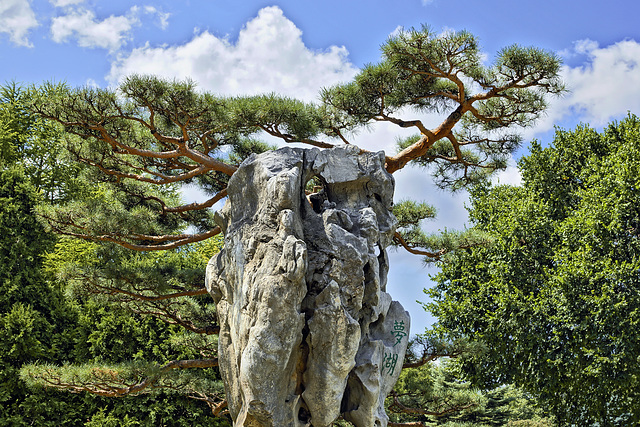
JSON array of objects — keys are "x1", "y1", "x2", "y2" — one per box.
[{"x1": 429, "y1": 115, "x2": 640, "y2": 425}]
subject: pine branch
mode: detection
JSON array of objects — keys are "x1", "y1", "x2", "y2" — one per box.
[
  {"x1": 41, "y1": 210, "x2": 222, "y2": 251},
  {"x1": 128, "y1": 301, "x2": 220, "y2": 335},
  {"x1": 388, "y1": 390, "x2": 478, "y2": 418},
  {"x1": 394, "y1": 231, "x2": 445, "y2": 259},
  {"x1": 189, "y1": 393, "x2": 228, "y2": 416},
  {"x1": 26, "y1": 359, "x2": 219, "y2": 398},
  {"x1": 89, "y1": 280, "x2": 209, "y2": 301},
  {"x1": 402, "y1": 337, "x2": 465, "y2": 369}
]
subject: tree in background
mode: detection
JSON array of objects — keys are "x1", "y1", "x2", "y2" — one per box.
[
  {"x1": 384, "y1": 336, "x2": 553, "y2": 427},
  {"x1": 429, "y1": 115, "x2": 640, "y2": 425},
  {"x1": 0, "y1": 82, "x2": 84, "y2": 426},
  {"x1": 20, "y1": 25, "x2": 563, "y2": 424},
  {"x1": 0, "y1": 82, "x2": 82, "y2": 202},
  {"x1": 0, "y1": 83, "x2": 230, "y2": 426}
]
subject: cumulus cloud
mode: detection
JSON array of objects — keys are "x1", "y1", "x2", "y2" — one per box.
[
  {"x1": 0, "y1": 0, "x2": 38, "y2": 47},
  {"x1": 107, "y1": 6, "x2": 358, "y2": 101},
  {"x1": 527, "y1": 39, "x2": 640, "y2": 138},
  {"x1": 51, "y1": 7, "x2": 139, "y2": 52},
  {"x1": 563, "y1": 39, "x2": 640, "y2": 124}
]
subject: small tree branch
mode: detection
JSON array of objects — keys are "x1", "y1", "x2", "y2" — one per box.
[
  {"x1": 91, "y1": 282, "x2": 209, "y2": 302},
  {"x1": 388, "y1": 390, "x2": 477, "y2": 418},
  {"x1": 386, "y1": 105, "x2": 465, "y2": 173},
  {"x1": 375, "y1": 115, "x2": 431, "y2": 136},
  {"x1": 33, "y1": 358, "x2": 219, "y2": 398},
  {"x1": 166, "y1": 189, "x2": 227, "y2": 213},
  {"x1": 127, "y1": 301, "x2": 220, "y2": 335},
  {"x1": 41, "y1": 211, "x2": 222, "y2": 251},
  {"x1": 189, "y1": 393, "x2": 229, "y2": 416},
  {"x1": 394, "y1": 232, "x2": 444, "y2": 259}
]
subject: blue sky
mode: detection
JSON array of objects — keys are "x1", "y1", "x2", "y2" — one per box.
[{"x1": 3, "y1": 0, "x2": 640, "y2": 334}]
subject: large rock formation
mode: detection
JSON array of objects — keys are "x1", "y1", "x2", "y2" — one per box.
[{"x1": 206, "y1": 146, "x2": 410, "y2": 426}]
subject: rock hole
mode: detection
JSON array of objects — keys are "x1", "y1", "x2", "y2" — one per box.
[
  {"x1": 340, "y1": 377, "x2": 360, "y2": 413},
  {"x1": 305, "y1": 175, "x2": 327, "y2": 214},
  {"x1": 298, "y1": 406, "x2": 311, "y2": 423}
]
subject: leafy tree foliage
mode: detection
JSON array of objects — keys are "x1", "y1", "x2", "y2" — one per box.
[
  {"x1": 382, "y1": 336, "x2": 552, "y2": 427},
  {"x1": 0, "y1": 82, "x2": 82, "y2": 202},
  {"x1": 0, "y1": 86, "x2": 80, "y2": 425},
  {"x1": 0, "y1": 84, "x2": 229, "y2": 425},
  {"x1": 429, "y1": 115, "x2": 640, "y2": 425}
]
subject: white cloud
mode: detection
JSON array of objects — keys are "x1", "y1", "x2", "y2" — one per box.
[
  {"x1": 389, "y1": 25, "x2": 404, "y2": 38},
  {"x1": 107, "y1": 6, "x2": 358, "y2": 101},
  {"x1": 563, "y1": 39, "x2": 640, "y2": 125},
  {"x1": 85, "y1": 78, "x2": 99, "y2": 88},
  {"x1": 50, "y1": 7, "x2": 139, "y2": 52},
  {"x1": 527, "y1": 39, "x2": 640, "y2": 138},
  {"x1": 492, "y1": 157, "x2": 522, "y2": 186},
  {"x1": 573, "y1": 38, "x2": 599, "y2": 55},
  {"x1": 0, "y1": 0, "x2": 38, "y2": 47},
  {"x1": 49, "y1": 0, "x2": 84, "y2": 7},
  {"x1": 143, "y1": 5, "x2": 170, "y2": 30}
]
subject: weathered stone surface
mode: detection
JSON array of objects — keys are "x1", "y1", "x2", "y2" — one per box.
[{"x1": 206, "y1": 146, "x2": 410, "y2": 426}]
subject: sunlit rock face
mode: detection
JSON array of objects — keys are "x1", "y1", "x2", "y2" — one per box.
[{"x1": 206, "y1": 146, "x2": 410, "y2": 427}]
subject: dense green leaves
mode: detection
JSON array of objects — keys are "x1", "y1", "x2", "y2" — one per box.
[
  {"x1": 0, "y1": 84, "x2": 231, "y2": 425},
  {"x1": 1, "y1": 83, "x2": 83, "y2": 202},
  {"x1": 386, "y1": 336, "x2": 553, "y2": 426},
  {"x1": 429, "y1": 115, "x2": 640, "y2": 424}
]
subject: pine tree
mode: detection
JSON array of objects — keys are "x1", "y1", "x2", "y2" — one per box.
[{"x1": 19, "y1": 25, "x2": 564, "y2": 424}]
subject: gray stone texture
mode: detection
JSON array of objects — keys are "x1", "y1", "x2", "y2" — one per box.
[{"x1": 206, "y1": 146, "x2": 410, "y2": 426}]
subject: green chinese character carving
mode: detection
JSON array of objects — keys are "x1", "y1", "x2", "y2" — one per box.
[
  {"x1": 392, "y1": 320, "x2": 407, "y2": 346},
  {"x1": 382, "y1": 352, "x2": 398, "y2": 375}
]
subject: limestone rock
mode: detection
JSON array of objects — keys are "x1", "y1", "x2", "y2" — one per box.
[{"x1": 206, "y1": 146, "x2": 410, "y2": 426}]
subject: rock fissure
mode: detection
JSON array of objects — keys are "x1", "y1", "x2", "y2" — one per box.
[{"x1": 206, "y1": 146, "x2": 410, "y2": 426}]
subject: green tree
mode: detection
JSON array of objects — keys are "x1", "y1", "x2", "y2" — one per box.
[
  {"x1": 0, "y1": 82, "x2": 82, "y2": 202},
  {"x1": 0, "y1": 84, "x2": 230, "y2": 425},
  {"x1": 387, "y1": 346, "x2": 484, "y2": 425},
  {"x1": 429, "y1": 115, "x2": 640, "y2": 425},
  {"x1": 383, "y1": 336, "x2": 552, "y2": 427},
  {"x1": 0, "y1": 166, "x2": 63, "y2": 424},
  {"x1": 22, "y1": 25, "x2": 563, "y2": 423}
]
